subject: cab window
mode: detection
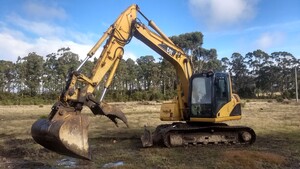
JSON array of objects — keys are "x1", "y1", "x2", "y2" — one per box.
[
  {"x1": 190, "y1": 76, "x2": 213, "y2": 118},
  {"x1": 215, "y1": 76, "x2": 229, "y2": 111},
  {"x1": 191, "y1": 77, "x2": 212, "y2": 104}
]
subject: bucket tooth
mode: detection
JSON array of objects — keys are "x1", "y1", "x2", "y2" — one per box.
[
  {"x1": 141, "y1": 126, "x2": 153, "y2": 147},
  {"x1": 89, "y1": 101, "x2": 128, "y2": 127}
]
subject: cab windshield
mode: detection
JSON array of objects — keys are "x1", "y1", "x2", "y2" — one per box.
[
  {"x1": 191, "y1": 77, "x2": 212, "y2": 104},
  {"x1": 190, "y1": 76, "x2": 212, "y2": 118}
]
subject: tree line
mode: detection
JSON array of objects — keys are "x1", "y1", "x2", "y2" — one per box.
[{"x1": 0, "y1": 32, "x2": 299, "y2": 105}]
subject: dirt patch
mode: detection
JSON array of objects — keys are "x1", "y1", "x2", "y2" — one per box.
[
  {"x1": 218, "y1": 150, "x2": 286, "y2": 169},
  {"x1": 1, "y1": 138, "x2": 50, "y2": 159},
  {"x1": 0, "y1": 138, "x2": 58, "y2": 168}
]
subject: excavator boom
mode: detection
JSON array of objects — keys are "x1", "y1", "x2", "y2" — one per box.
[
  {"x1": 31, "y1": 4, "x2": 255, "y2": 160},
  {"x1": 31, "y1": 5, "x2": 139, "y2": 160},
  {"x1": 31, "y1": 4, "x2": 186, "y2": 159}
]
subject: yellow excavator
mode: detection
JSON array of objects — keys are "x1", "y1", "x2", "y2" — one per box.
[{"x1": 31, "y1": 4, "x2": 255, "y2": 160}]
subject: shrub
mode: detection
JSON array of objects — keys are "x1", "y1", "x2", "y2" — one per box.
[
  {"x1": 276, "y1": 96, "x2": 284, "y2": 102},
  {"x1": 149, "y1": 91, "x2": 164, "y2": 101}
]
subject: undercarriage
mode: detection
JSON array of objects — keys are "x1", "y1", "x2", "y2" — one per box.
[{"x1": 141, "y1": 122, "x2": 256, "y2": 147}]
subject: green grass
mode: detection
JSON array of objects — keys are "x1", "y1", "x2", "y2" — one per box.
[{"x1": 0, "y1": 101, "x2": 299, "y2": 168}]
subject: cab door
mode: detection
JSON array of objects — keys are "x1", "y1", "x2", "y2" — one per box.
[
  {"x1": 189, "y1": 73, "x2": 214, "y2": 118},
  {"x1": 214, "y1": 73, "x2": 231, "y2": 113}
]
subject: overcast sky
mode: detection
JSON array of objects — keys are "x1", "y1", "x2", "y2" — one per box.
[{"x1": 0, "y1": 0, "x2": 299, "y2": 62}]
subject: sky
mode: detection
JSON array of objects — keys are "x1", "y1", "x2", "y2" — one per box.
[{"x1": 0, "y1": 0, "x2": 299, "y2": 62}]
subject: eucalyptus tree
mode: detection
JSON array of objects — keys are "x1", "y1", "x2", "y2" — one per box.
[
  {"x1": 14, "y1": 56, "x2": 26, "y2": 93},
  {"x1": 244, "y1": 50, "x2": 271, "y2": 96},
  {"x1": 125, "y1": 58, "x2": 138, "y2": 94},
  {"x1": 43, "y1": 53, "x2": 59, "y2": 93},
  {"x1": 170, "y1": 32, "x2": 222, "y2": 72},
  {"x1": 221, "y1": 57, "x2": 231, "y2": 72},
  {"x1": 245, "y1": 49, "x2": 271, "y2": 76},
  {"x1": 271, "y1": 52, "x2": 298, "y2": 97},
  {"x1": 170, "y1": 32, "x2": 203, "y2": 72},
  {"x1": 22, "y1": 52, "x2": 44, "y2": 96},
  {"x1": 113, "y1": 59, "x2": 128, "y2": 97},
  {"x1": 56, "y1": 47, "x2": 80, "y2": 90},
  {"x1": 194, "y1": 48, "x2": 222, "y2": 72},
  {"x1": 136, "y1": 55, "x2": 156, "y2": 90},
  {"x1": 0, "y1": 60, "x2": 15, "y2": 92},
  {"x1": 160, "y1": 58, "x2": 176, "y2": 97},
  {"x1": 230, "y1": 52, "x2": 253, "y2": 97}
]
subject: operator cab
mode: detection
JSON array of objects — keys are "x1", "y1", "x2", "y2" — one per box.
[{"x1": 189, "y1": 71, "x2": 232, "y2": 118}]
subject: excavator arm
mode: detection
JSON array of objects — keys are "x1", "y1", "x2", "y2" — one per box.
[
  {"x1": 31, "y1": 4, "x2": 192, "y2": 160},
  {"x1": 133, "y1": 18, "x2": 192, "y2": 117}
]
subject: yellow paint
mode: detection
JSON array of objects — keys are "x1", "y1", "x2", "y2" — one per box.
[{"x1": 190, "y1": 116, "x2": 241, "y2": 122}]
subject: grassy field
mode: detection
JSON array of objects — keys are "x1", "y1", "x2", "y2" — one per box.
[{"x1": 0, "y1": 100, "x2": 299, "y2": 169}]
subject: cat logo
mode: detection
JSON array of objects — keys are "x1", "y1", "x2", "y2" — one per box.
[{"x1": 158, "y1": 43, "x2": 176, "y2": 56}]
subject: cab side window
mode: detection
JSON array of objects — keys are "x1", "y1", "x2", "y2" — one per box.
[
  {"x1": 216, "y1": 78, "x2": 227, "y2": 99},
  {"x1": 215, "y1": 77, "x2": 228, "y2": 111}
]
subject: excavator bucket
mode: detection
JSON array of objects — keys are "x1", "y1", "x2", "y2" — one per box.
[{"x1": 31, "y1": 103, "x2": 91, "y2": 160}]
